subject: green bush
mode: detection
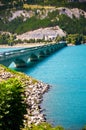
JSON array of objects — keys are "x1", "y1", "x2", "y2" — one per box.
[
  {"x1": 0, "y1": 33, "x2": 16, "y2": 45},
  {"x1": 0, "y1": 78, "x2": 26, "y2": 130},
  {"x1": 82, "y1": 125, "x2": 86, "y2": 130},
  {"x1": 22, "y1": 122, "x2": 64, "y2": 130},
  {"x1": 66, "y1": 34, "x2": 86, "y2": 45}
]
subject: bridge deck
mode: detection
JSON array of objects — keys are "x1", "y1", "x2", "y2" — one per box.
[{"x1": 0, "y1": 43, "x2": 67, "y2": 67}]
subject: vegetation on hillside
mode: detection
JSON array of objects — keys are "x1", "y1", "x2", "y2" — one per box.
[
  {"x1": 0, "y1": 32, "x2": 86, "y2": 46},
  {"x1": 0, "y1": 0, "x2": 86, "y2": 46},
  {"x1": 0, "y1": 0, "x2": 86, "y2": 11},
  {"x1": 66, "y1": 34, "x2": 86, "y2": 45},
  {"x1": 25, "y1": 1, "x2": 86, "y2": 11},
  {"x1": 0, "y1": 8, "x2": 86, "y2": 36},
  {"x1": 57, "y1": 15, "x2": 86, "y2": 35},
  {"x1": 0, "y1": 33, "x2": 16, "y2": 45},
  {"x1": 22, "y1": 123, "x2": 64, "y2": 130}
]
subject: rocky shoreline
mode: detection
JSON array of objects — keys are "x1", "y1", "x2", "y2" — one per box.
[
  {"x1": 24, "y1": 81, "x2": 51, "y2": 126},
  {"x1": 0, "y1": 65, "x2": 51, "y2": 127}
]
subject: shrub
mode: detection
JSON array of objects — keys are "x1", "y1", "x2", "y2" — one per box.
[
  {"x1": 82, "y1": 125, "x2": 86, "y2": 130},
  {"x1": 0, "y1": 78, "x2": 26, "y2": 130},
  {"x1": 22, "y1": 122, "x2": 64, "y2": 130}
]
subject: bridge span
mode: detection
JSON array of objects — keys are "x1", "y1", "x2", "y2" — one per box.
[{"x1": 0, "y1": 43, "x2": 67, "y2": 67}]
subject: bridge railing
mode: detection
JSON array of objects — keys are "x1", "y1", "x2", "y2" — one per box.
[
  {"x1": 0, "y1": 44, "x2": 52, "y2": 60},
  {"x1": 0, "y1": 43, "x2": 66, "y2": 60}
]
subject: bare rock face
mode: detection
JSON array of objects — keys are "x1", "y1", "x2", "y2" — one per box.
[
  {"x1": 8, "y1": 7, "x2": 86, "y2": 22},
  {"x1": 58, "y1": 7, "x2": 86, "y2": 19},
  {"x1": 1, "y1": 7, "x2": 85, "y2": 43},
  {"x1": 17, "y1": 26, "x2": 66, "y2": 41},
  {"x1": 8, "y1": 10, "x2": 35, "y2": 21},
  {"x1": 15, "y1": 7, "x2": 86, "y2": 42}
]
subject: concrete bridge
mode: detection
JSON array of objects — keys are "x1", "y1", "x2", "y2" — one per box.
[{"x1": 0, "y1": 42, "x2": 67, "y2": 67}]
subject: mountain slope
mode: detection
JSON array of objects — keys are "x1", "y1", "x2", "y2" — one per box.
[{"x1": 0, "y1": 6, "x2": 86, "y2": 36}]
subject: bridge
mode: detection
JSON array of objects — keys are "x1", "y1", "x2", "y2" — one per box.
[{"x1": 0, "y1": 42, "x2": 67, "y2": 67}]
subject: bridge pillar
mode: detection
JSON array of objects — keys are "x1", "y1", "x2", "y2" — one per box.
[
  {"x1": 46, "y1": 49, "x2": 51, "y2": 55},
  {"x1": 30, "y1": 54, "x2": 38, "y2": 62},
  {"x1": 38, "y1": 51, "x2": 46, "y2": 59},
  {"x1": 0, "y1": 59, "x2": 13, "y2": 67},
  {"x1": 0, "y1": 42, "x2": 67, "y2": 68},
  {"x1": 14, "y1": 59, "x2": 27, "y2": 68}
]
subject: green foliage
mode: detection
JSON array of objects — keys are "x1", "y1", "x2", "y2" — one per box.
[
  {"x1": 0, "y1": 8, "x2": 86, "y2": 36},
  {"x1": 11, "y1": 16, "x2": 56, "y2": 34},
  {"x1": 0, "y1": 0, "x2": 86, "y2": 11},
  {"x1": 57, "y1": 15, "x2": 86, "y2": 35},
  {"x1": 48, "y1": 10, "x2": 59, "y2": 19},
  {"x1": 0, "y1": 16, "x2": 56, "y2": 34},
  {"x1": 25, "y1": 1, "x2": 86, "y2": 11},
  {"x1": 65, "y1": 2, "x2": 86, "y2": 11},
  {"x1": 82, "y1": 125, "x2": 86, "y2": 130},
  {"x1": 0, "y1": 33, "x2": 16, "y2": 45},
  {"x1": 0, "y1": 0, "x2": 25, "y2": 10},
  {"x1": 22, "y1": 122, "x2": 64, "y2": 130},
  {"x1": 0, "y1": 78, "x2": 26, "y2": 130},
  {"x1": 66, "y1": 34, "x2": 86, "y2": 45}
]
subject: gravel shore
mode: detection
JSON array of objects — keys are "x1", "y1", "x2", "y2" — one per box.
[
  {"x1": 0, "y1": 65, "x2": 51, "y2": 126},
  {"x1": 24, "y1": 81, "x2": 51, "y2": 126}
]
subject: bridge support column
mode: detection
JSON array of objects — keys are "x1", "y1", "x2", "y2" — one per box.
[
  {"x1": 30, "y1": 54, "x2": 38, "y2": 62},
  {"x1": 38, "y1": 51, "x2": 46, "y2": 59},
  {"x1": 0, "y1": 42, "x2": 67, "y2": 68},
  {"x1": 14, "y1": 59, "x2": 27, "y2": 68}
]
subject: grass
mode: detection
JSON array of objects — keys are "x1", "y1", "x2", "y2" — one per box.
[
  {"x1": 0, "y1": 64, "x2": 38, "y2": 84},
  {"x1": 23, "y1": 4, "x2": 55, "y2": 9},
  {"x1": 22, "y1": 122, "x2": 64, "y2": 130}
]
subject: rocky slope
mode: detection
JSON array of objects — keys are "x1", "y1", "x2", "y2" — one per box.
[
  {"x1": 0, "y1": 6, "x2": 86, "y2": 41},
  {"x1": 0, "y1": 65, "x2": 51, "y2": 126},
  {"x1": 7, "y1": 7, "x2": 86, "y2": 22},
  {"x1": 17, "y1": 26, "x2": 66, "y2": 41},
  {"x1": 58, "y1": 7, "x2": 86, "y2": 18},
  {"x1": 7, "y1": 7, "x2": 86, "y2": 41}
]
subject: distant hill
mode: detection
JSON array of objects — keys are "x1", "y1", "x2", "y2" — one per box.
[
  {"x1": 0, "y1": 1, "x2": 86, "y2": 44},
  {"x1": 0, "y1": 6, "x2": 86, "y2": 35}
]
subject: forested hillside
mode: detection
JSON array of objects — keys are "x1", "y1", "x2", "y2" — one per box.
[
  {"x1": 0, "y1": 0, "x2": 86, "y2": 35},
  {"x1": 0, "y1": 0, "x2": 86, "y2": 45},
  {"x1": 0, "y1": 8, "x2": 86, "y2": 35}
]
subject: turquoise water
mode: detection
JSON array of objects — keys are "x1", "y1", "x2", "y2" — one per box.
[
  {"x1": 10, "y1": 45, "x2": 86, "y2": 130},
  {"x1": 0, "y1": 47, "x2": 23, "y2": 52}
]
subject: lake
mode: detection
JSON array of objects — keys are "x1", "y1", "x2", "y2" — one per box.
[{"x1": 9, "y1": 44, "x2": 86, "y2": 130}]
